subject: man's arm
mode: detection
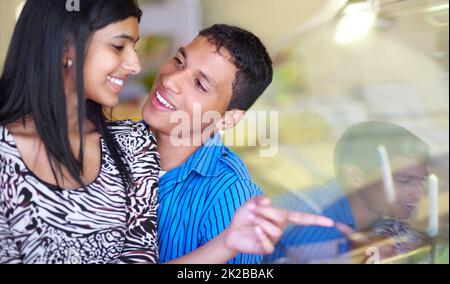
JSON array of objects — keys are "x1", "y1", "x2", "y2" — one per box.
[
  {"x1": 203, "y1": 179, "x2": 263, "y2": 263},
  {"x1": 166, "y1": 196, "x2": 335, "y2": 264}
]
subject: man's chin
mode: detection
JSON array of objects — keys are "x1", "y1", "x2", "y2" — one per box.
[{"x1": 392, "y1": 210, "x2": 412, "y2": 220}]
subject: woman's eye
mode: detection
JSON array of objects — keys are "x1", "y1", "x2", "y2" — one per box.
[
  {"x1": 113, "y1": 45, "x2": 124, "y2": 51},
  {"x1": 195, "y1": 79, "x2": 207, "y2": 92}
]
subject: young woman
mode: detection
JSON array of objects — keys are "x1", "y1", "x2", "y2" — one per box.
[
  {"x1": 0, "y1": 0, "x2": 159, "y2": 264},
  {"x1": 0, "y1": 0, "x2": 333, "y2": 264}
]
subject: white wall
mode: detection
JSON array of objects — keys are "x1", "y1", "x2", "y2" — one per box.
[
  {"x1": 0, "y1": 0, "x2": 23, "y2": 72},
  {"x1": 139, "y1": 0, "x2": 202, "y2": 52},
  {"x1": 200, "y1": 0, "x2": 346, "y2": 53}
]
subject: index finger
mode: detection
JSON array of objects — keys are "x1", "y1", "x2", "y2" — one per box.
[
  {"x1": 287, "y1": 211, "x2": 334, "y2": 227},
  {"x1": 335, "y1": 222, "x2": 356, "y2": 237},
  {"x1": 336, "y1": 222, "x2": 370, "y2": 244}
]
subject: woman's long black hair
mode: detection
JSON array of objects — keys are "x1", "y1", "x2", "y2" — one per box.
[{"x1": 0, "y1": 0, "x2": 142, "y2": 188}]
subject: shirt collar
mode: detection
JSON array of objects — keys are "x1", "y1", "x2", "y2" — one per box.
[
  {"x1": 142, "y1": 120, "x2": 224, "y2": 182},
  {"x1": 166, "y1": 132, "x2": 224, "y2": 183}
]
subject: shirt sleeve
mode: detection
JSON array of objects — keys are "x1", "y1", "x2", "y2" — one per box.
[
  {"x1": 118, "y1": 123, "x2": 160, "y2": 264},
  {"x1": 0, "y1": 202, "x2": 22, "y2": 264},
  {"x1": 199, "y1": 179, "x2": 263, "y2": 264},
  {"x1": 264, "y1": 189, "x2": 355, "y2": 263}
]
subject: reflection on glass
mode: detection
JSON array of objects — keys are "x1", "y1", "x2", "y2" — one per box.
[
  {"x1": 264, "y1": 121, "x2": 432, "y2": 264},
  {"x1": 232, "y1": 0, "x2": 449, "y2": 264}
]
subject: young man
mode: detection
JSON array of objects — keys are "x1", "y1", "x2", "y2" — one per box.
[
  {"x1": 264, "y1": 121, "x2": 430, "y2": 263},
  {"x1": 141, "y1": 24, "x2": 273, "y2": 264}
]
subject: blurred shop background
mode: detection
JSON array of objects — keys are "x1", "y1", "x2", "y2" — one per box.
[{"x1": 1, "y1": 0, "x2": 449, "y2": 263}]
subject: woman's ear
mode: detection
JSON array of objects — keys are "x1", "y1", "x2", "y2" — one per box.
[
  {"x1": 342, "y1": 163, "x2": 367, "y2": 189},
  {"x1": 215, "y1": 109, "x2": 246, "y2": 131},
  {"x1": 62, "y1": 42, "x2": 76, "y2": 68},
  {"x1": 62, "y1": 43, "x2": 77, "y2": 95}
]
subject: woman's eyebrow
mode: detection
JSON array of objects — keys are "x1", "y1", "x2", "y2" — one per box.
[{"x1": 113, "y1": 34, "x2": 140, "y2": 43}]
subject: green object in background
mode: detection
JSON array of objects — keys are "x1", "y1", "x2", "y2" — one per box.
[
  {"x1": 273, "y1": 61, "x2": 306, "y2": 94},
  {"x1": 434, "y1": 240, "x2": 450, "y2": 264},
  {"x1": 140, "y1": 71, "x2": 158, "y2": 93},
  {"x1": 137, "y1": 36, "x2": 172, "y2": 55},
  {"x1": 135, "y1": 35, "x2": 173, "y2": 92}
]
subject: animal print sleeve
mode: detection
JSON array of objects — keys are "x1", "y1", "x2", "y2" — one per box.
[
  {"x1": 0, "y1": 200, "x2": 22, "y2": 264},
  {"x1": 0, "y1": 137, "x2": 22, "y2": 264},
  {"x1": 117, "y1": 121, "x2": 160, "y2": 264}
]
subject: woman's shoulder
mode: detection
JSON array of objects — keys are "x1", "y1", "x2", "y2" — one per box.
[
  {"x1": 107, "y1": 119, "x2": 148, "y2": 135},
  {"x1": 0, "y1": 125, "x2": 24, "y2": 185},
  {"x1": 0, "y1": 125, "x2": 19, "y2": 156},
  {"x1": 107, "y1": 120, "x2": 160, "y2": 177},
  {"x1": 107, "y1": 119, "x2": 153, "y2": 139},
  {"x1": 106, "y1": 119, "x2": 157, "y2": 155}
]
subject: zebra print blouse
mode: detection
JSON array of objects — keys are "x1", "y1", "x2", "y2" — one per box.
[{"x1": 0, "y1": 120, "x2": 160, "y2": 264}]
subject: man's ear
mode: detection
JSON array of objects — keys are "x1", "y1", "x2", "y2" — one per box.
[
  {"x1": 342, "y1": 163, "x2": 366, "y2": 189},
  {"x1": 215, "y1": 109, "x2": 246, "y2": 131}
]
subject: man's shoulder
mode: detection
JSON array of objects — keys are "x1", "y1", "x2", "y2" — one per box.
[
  {"x1": 195, "y1": 146, "x2": 262, "y2": 197},
  {"x1": 217, "y1": 145, "x2": 254, "y2": 181},
  {"x1": 160, "y1": 143, "x2": 262, "y2": 197}
]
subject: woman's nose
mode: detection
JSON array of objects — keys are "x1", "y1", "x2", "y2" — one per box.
[{"x1": 123, "y1": 52, "x2": 142, "y2": 75}]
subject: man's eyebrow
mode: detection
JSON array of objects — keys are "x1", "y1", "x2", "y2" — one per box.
[
  {"x1": 199, "y1": 71, "x2": 217, "y2": 88},
  {"x1": 394, "y1": 172, "x2": 430, "y2": 179},
  {"x1": 113, "y1": 34, "x2": 140, "y2": 43},
  {"x1": 177, "y1": 47, "x2": 217, "y2": 88}
]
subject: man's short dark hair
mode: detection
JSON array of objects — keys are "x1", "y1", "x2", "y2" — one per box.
[
  {"x1": 199, "y1": 24, "x2": 273, "y2": 111},
  {"x1": 334, "y1": 121, "x2": 430, "y2": 185}
]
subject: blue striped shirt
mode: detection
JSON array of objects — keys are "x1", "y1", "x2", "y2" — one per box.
[
  {"x1": 264, "y1": 181, "x2": 357, "y2": 264},
  {"x1": 157, "y1": 132, "x2": 264, "y2": 264}
]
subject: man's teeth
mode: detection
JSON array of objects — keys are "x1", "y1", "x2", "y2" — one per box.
[
  {"x1": 156, "y1": 91, "x2": 176, "y2": 110},
  {"x1": 107, "y1": 76, "x2": 124, "y2": 87},
  {"x1": 400, "y1": 201, "x2": 416, "y2": 208}
]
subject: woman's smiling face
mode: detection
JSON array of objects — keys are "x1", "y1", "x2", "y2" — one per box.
[{"x1": 82, "y1": 17, "x2": 141, "y2": 107}]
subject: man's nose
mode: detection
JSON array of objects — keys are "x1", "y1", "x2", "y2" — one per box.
[
  {"x1": 161, "y1": 70, "x2": 185, "y2": 95},
  {"x1": 411, "y1": 181, "x2": 426, "y2": 200}
]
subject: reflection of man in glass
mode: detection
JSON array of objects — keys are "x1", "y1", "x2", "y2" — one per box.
[{"x1": 265, "y1": 121, "x2": 430, "y2": 263}]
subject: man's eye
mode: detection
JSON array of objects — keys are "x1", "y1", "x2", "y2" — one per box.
[
  {"x1": 395, "y1": 177, "x2": 414, "y2": 184},
  {"x1": 195, "y1": 79, "x2": 207, "y2": 92},
  {"x1": 174, "y1": 57, "x2": 184, "y2": 66}
]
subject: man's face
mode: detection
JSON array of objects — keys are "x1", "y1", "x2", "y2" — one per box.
[
  {"x1": 361, "y1": 156, "x2": 428, "y2": 220},
  {"x1": 142, "y1": 36, "x2": 238, "y2": 138}
]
